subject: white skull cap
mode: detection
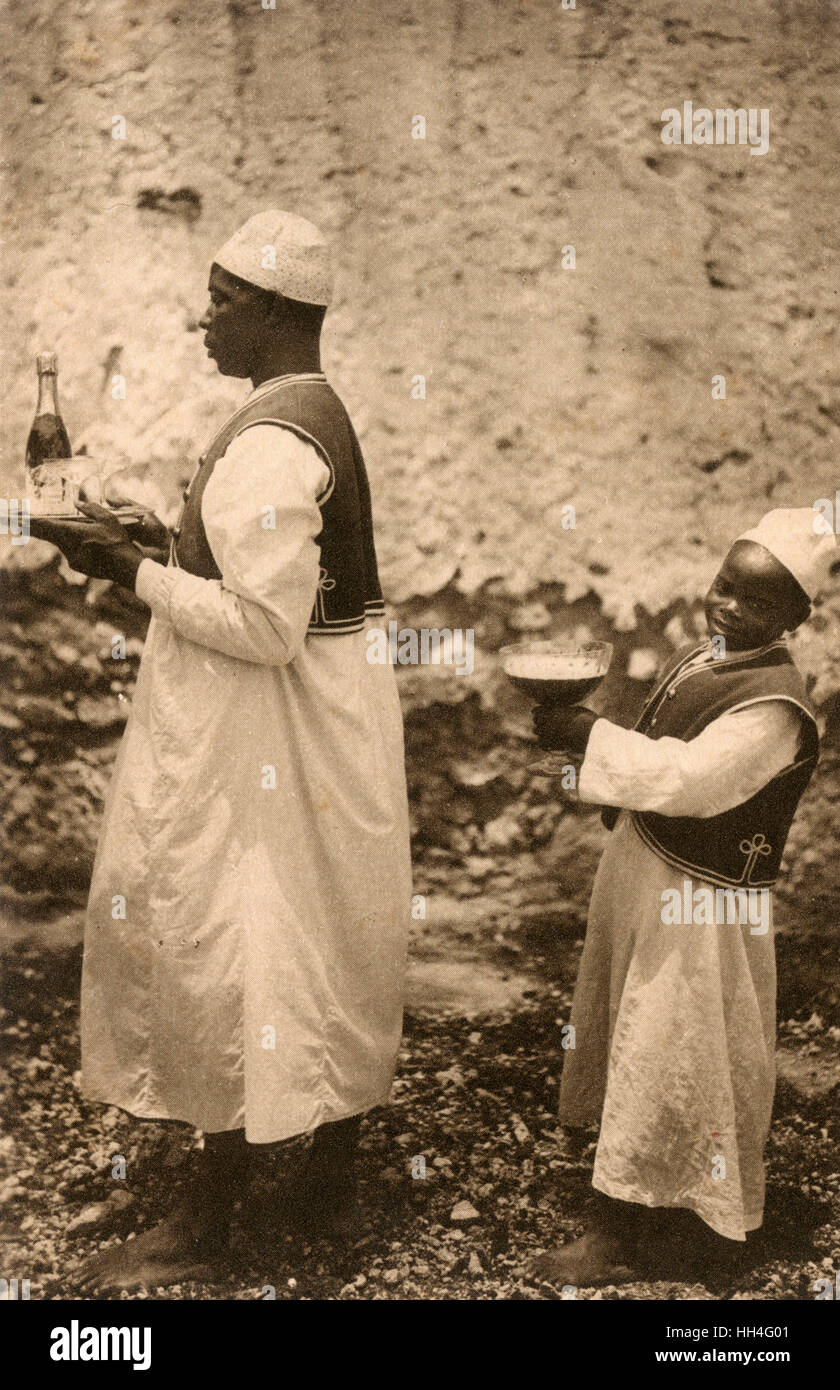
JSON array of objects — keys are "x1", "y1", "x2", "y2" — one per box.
[
  {"x1": 736, "y1": 507, "x2": 837, "y2": 601},
  {"x1": 213, "y1": 210, "x2": 333, "y2": 305}
]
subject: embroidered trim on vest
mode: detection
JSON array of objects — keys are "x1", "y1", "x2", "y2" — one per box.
[{"x1": 639, "y1": 639, "x2": 789, "y2": 721}]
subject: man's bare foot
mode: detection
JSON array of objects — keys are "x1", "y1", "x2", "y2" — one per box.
[
  {"x1": 529, "y1": 1228, "x2": 635, "y2": 1288},
  {"x1": 75, "y1": 1214, "x2": 227, "y2": 1295}
]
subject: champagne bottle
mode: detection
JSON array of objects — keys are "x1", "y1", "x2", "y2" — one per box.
[{"x1": 25, "y1": 352, "x2": 72, "y2": 476}]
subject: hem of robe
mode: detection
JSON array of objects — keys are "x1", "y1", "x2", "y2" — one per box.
[
  {"x1": 78, "y1": 1085, "x2": 394, "y2": 1144},
  {"x1": 591, "y1": 1175, "x2": 761, "y2": 1243}
]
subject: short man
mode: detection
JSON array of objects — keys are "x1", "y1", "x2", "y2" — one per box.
[
  {"x1": 31, "y1": 211, "x2": 412, "y2": 1293},
  {"x1": 528, "y1": 509, "x2": 836, "y2": 1285}
]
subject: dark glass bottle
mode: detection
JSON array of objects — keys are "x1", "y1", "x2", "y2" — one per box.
[{"x1": 25, "y1": 352, "x2": 72, "y2": 476}]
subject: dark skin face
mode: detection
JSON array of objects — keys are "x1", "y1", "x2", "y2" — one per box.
[
  {"x1": 198, "y1": 264, "x2": 322, "y2": 386},
  {"x1": 533, "y1": 539, "x2": 810, "y2": 752},
  {"x1": 704, "y1": 540, "x2": 808, "y2": 650}
]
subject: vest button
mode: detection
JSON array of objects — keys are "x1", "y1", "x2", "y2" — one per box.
[
  {"x1": 172, "y1": 527, "x2": 181, "y2": 539},
  {"x1": 182, "y1": 488, "x2": 190, "y2": 501}
]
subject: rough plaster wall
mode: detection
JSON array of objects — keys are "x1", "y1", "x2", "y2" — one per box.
[
  {"x1": 1, "y1": 1, "x2": 838, "y2": 955},
  {"x1": 3, "y1": 0, "x2": 839, "y2": 620}
]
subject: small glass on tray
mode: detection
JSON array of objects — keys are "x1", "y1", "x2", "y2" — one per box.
[{"x1": 26, "y1": 457, "x2": 146, "y2": 526}]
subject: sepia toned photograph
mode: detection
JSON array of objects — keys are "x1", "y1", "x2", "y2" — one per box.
[{"x1": 1, "y1": 0, "x2": 838, "y2": 1353}]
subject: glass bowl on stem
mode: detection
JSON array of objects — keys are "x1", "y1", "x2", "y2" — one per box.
[{"x1": 500, "y1": 639, "x2": 613, "y2": 776}]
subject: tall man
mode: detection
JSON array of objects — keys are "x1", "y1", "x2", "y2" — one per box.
[{"x1": 30, "y1": 211, "x2": 412, "y2": 1293}]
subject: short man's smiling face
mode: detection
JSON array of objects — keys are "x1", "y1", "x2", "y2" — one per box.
[
  {"x1": 198, "y1": 264, "x2": 272, "y2": 378},
  {"x1": 704, "y1": 540, "x2": 808, "y2": 650}
]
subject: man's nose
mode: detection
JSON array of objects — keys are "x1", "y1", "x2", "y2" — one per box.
[{"x1": 198, "y1": 307, "x2": 212, "y2": 331}]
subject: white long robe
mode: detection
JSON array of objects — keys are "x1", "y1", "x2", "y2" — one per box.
[
  {"x1": 81, "y1": 404, "x2": 411, "y2": 1143},
  {"x1": 562, "y1": 671, "x2": 804, "y2": 1240}
]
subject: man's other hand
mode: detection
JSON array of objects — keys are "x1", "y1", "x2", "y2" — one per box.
[
  {"x1": 80, "y1": 477, "x2": 171, "y2": 552},
  {"x1": 29, "y1": 501, "x2": 144, "y2": 587}
]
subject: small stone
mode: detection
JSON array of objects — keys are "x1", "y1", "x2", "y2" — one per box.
[
  {"x1": 468, "y1": 1252, "x2": 484, "y2": 1275},
  {"x1": 53, "y1": 644, "x2": 81, "y2": 665},
  {"x1": 75, "y1": 695, "x2": 125, "y2": 729},
  {"x1": 450, "y1": 763, "x2": 503, "y2": 790},
  {"x1": 107, "y1": 1190, "x2": 136, "y2": 1213},
  {"x1": 66, "y1": 1201, "x2": 112, "y2": 1235},
  {"x1": 24, "y1": 1057, "x2": 51, "y2": 1078},
  {"x1": 511, "y1": 1115, "x2": 532, "y2": 1145},
  {"x1": 0, "y1": 1176, "x2": 23, "y2": 1203},
  {"x1": 483, "y1": 813, "x2": 524, "y2": 852},
  {"x1": 450, "y1": 1200, "x2": 480, "y2": 1224},
  {"x1": 383, "y1": 1269, "x2": 400, "y2": 1284},
  {"x1": 434, "y1": 1065, "x2": 464, "y2": 1087}
]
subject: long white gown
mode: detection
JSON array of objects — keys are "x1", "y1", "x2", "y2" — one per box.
[
  {"x1": 80, "y1": 410, "x2": 412, "y2": 1144},
  {"x1": 562, "y1": 676, "x2": 804, "y2": 1240}
]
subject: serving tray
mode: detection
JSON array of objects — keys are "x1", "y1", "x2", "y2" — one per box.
[{"x1": 25, "y1": 503, "x2": 147, "y2": 521}]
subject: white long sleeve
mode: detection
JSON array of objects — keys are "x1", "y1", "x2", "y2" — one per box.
[
  {"x1": 135, "y1": 424, "x2": 330, "y2": 665},
  {"x1": 577, "y1": 699, "x2": 805, "y2": 818}
]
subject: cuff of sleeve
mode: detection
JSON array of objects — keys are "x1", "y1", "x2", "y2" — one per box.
[
  {"x1": 577, "y1": 718, "x2": 617, "y2": 803},
  {"x1": 134, "y1": 558, "x2": 176, "y2": 623}
]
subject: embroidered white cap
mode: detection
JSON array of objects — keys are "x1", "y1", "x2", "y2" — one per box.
[
  {"x1": 737, "y1": 507, "x2": 837, "y2": 600},
  {"x1": 213, "y1": 210, "x2": 333, "y2": 305}
]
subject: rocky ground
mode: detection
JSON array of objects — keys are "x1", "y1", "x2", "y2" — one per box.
[
  {"x1": 1, "y1": 919, "x2": 837, "y2": 1303},
  {"x1": 2, "y1": 549, "x2": 839, "y2": 1301}
]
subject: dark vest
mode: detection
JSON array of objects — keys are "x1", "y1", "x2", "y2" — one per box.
[
  {"x1": 602, "y1": 641, "x2": 819, "y2": 888},
  {"x1": 172, "y1": 373, "x2": 385, "y2": 636}
]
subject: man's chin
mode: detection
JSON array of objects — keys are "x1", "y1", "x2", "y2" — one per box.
[
  {"x1": 706, "y1": 626, "x2": 758, "y2": 651},
  {"x1": 210, "y1": 357, "x2": 250, "y2": 379},
  {"x1": 706, "y1": 617, "x2": 742, "y2": 647}
]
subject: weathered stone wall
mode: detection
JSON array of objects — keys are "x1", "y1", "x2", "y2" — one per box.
[
  {"x1": 3, "y1": 1, "x2": 840, "y2": 608},
  {"x1": 1, "y1": 0, "x2": 839, "y2": 986}
]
